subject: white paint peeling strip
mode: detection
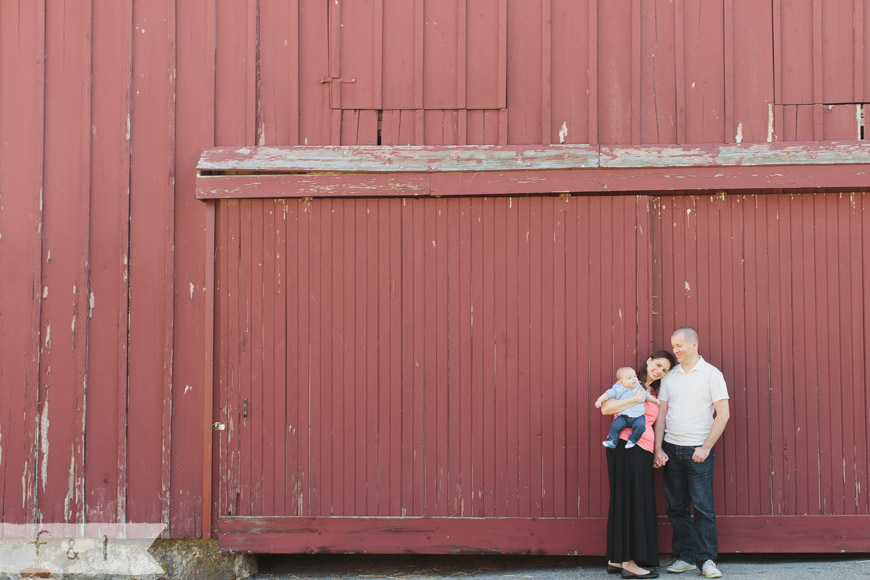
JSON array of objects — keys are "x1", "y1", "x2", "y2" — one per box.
[
  {"x1": 40, "y1": 399, "x2": 49, "y2": 492},
  {"x1": 43, "y1": 286, "x2": 48, "y2": 299},
  {"x1": 45, "y1": 325, "x2": 51, "y2": 348},
  {"x1": 735, "y1": 122, "x2": 744, "y2": 144},
  {"x1": 64, "y1": 443, "x2": 75, "y2": 521},
  {"x1": 767, "y1": 103, "x2": 774, "y2": 142},
  {"x1": 189, "y1": 282, "x2": 195, "y2": 300},
  {"x1": 71, "y1": 314, "x2": 76, "y2": 334},
  {"x1": 685, "y1": 281, "x2": 692, "y2": 295},
  {"x1": 89, "y1": 291, "x2": 95, "y2": 317},
  {"x1": 558, "y1": 121, "x2": 568, "y2": 144},
  {"x1": 184, "y1": 385, "x2": 192, "y2": 394}
]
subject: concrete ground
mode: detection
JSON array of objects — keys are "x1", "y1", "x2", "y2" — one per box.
[{"x1": 256, "y1": 554, "x2": 870, "y2": 580}]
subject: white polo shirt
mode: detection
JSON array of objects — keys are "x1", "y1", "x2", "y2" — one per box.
[{"x1": 659, "y1": 356, "x2": 729, "y2": 446}]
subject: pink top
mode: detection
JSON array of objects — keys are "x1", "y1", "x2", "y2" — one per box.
[{"x1": 619, "y1": 400, "x2": 658, "y2": 454}]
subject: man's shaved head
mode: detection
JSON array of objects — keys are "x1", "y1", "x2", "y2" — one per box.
[{"x1": 672, "y1": 326, "x2": 699, "y2": 346}]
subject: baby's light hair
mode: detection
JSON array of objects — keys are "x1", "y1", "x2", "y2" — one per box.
[{"x1": 616, "y1": 366, "x2": 635, "y2": 379}]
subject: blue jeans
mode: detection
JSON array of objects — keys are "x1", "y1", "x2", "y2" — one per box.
[
  {"x1": 662, "y1": 441, "x2": 717, "y2": 566},
  {"x1": 607, "y1": 414, "x2": 646, "y2": 445}
]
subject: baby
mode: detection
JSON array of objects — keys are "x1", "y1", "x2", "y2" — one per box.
[{"x1": 594, "y1": 366, "x2": 660, "y2": 449}]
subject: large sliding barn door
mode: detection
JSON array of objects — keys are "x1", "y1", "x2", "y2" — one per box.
[{"x1": 213, "y1": 195, "x2": 652, "y2": 553}]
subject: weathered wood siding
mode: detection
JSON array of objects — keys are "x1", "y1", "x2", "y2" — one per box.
[{"x1": 1, "y1": 0, "x2": 869, "y2": 549}]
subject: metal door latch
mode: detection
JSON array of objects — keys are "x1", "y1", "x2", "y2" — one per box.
[{"x1": 213, "y1": 422, "x2": 226, "y2": 431}]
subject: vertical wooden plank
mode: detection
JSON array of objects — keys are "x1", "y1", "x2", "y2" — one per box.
[
  {"x1": 553, "y1": 196, "x2": 567, "y2": 517},
  {"x1": 814, "y1": 197, "x2": 833, "y2": 514},
  {"x1": 0, "y1": 0, "x2": 45, "y2": 525},
  {"x1": 630, "y1": 0, "x2": 641, "y2": 145},
  {"x1": 813, "y1": 0, "x2": 825, "y2": 138},
  {"x1": 435, "y1": 198, "x2": 450, "y2": 515},
  {"x1": 744, "y1": 196, "x2": 765, "y2": 515},
  {"x1": 86, "y1": 0, "x2": 133, "y2": 527},
  {"x1": 838, "y1": 193, "x2": 858, "y2": 515},
  {"x1": 597, "y1": 1, "x2": 632, "y2": 144},
  {"x1": 292, "y1": 199, "x2": 311, "y2": 516},
  {"x1": 128, "y1": 0, "x2": 176, "y2": 526},
  {"x1": 541, "y1": 0, "x2": 552, "y2": 144},
  {"x1": 365, "y1": 200, "x2": 379, "y2": 516},
  {"x1": 516, "y1": 197, "x2": 532, "y2": 517},
  {"x1": 551, "y1": 0, "x2": 591, "y2": 143},
  {"x1": 388, "y1": 199, "x2": 403, "y2": 516},
  {"x1": 494, "y1": 198, "x2": 508, "y2": 515},
  {"x1": 213, "y1": 202, "x2": 229, "y2": 518},
  {"x1": 307, "y1": 200, "x2": 323, "y2": 515},
  {"x1": 260, "y1": 0, "x2": 300, "y2": 145},
  {"x1": 636, "y1": 197, "x2": 653, "y2": 368},
  {"x1": 447, "y1": 198, "x2": 462, "y2": 516},
  {"x1": 482, "y1": 199, "x2": 496, "y2": 516},
  {"x1": 423, "y1": 0, "x2": 459, "y2": 108},
  {"x1": 339, "y1": 200, "x2": 355, "y2": 516},
  {"x1": 271, "y1": 201, "x2": 287, "y2": 516},
  {"x1": 466, "y1": 0, "x2": 503, "y2": 109},
  {"x1": 250, "y1": 203, "x2": 266, "y2": 516},
  {"x1": 506, "y1": 0, "x2": 543, "y2": 143},
  {"x1": 767, "y1": 194, "x2": 790, "y2": 515},
  {"x1": 469, "y1": 197, "x2": 485, "y2": 516},
  {"x1": 174, "y1": 0, "x2": 217, "y2": 535},
  {"x1": 823, "y1": 0, "x2": 858, "y2": 102},
  {"x1": 458, "y1": 197, "x2": 473, "y2": 517},
  {"x1": 540, "y1": 199, "x2": 555, "y2": 517},
  {"x1": 202, "y1": 203, "x2": 216, "y2": 531},
  {"x1": 587, "y1": 196, "x2": 609, "y2": 518},
  {"x1": 237, "y1": 202, "x2": 253, "y2": 515},
  {"x1": 673, "y1": 0, "x2": 686, "y2": 143},
  {"x1": 575, "y1": 197, "x2": 593, "y2": 517},
  {"x1": 529, "y1": 197, "x2": 544, "y2": 515},
  {"x1": 819, "y1": 195, "x2": 849, "y2": 513},
  {"x1": 723, "y1": 0, "x2": 735, "y2": 142},
  {"x1": 39, "y1": 0, "x2": 92, "y2": 526},
  {"x1": 564, "y1": 196, "x2": 579, "y2": 517},
  {"x1": 377, "y1": 199, "x2": 391, "y2": 515},
  {"x1": 779, "y1": 0, "x2": 814, "y2": 104},
  {"x1": 683, "y1": 0, "x2": 725, "y2": 143},
  {"x1": 400, "y1": 198, "x2": 415, "y2": 515},
  {"x1": 505, "y1": 196, "x2": 520, "y2": 517},
  {"x1": 300, "y1": 0, "x2": 332, "y2": 146},
  {"x1": 412, "y1": 199, "x2": 426, "y2": 515},
  {"x1": 283, "y1": 201, "x2": 299, "y2": 517},
  {"x1": 320, "y1": 200, "x2": 335, "y2": 516},
  {"x1": 587, "y1": 0, "x2": 598, "y2": 144},
  {"x1": 850, "y1": 194, "x2": 868, "y2": 514},
  {"x1": 382, "y1": 0, "x2": 416, "y2": 108}
]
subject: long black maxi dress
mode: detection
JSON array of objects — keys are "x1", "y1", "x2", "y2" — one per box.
[{"x1": 604, "y1": 402, "x2": 659, "y2": 567}]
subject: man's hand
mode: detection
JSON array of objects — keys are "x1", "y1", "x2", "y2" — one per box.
[
  {"x1": 692, "y1": 446, "x2": 711, "y2": 463},
  {"x1": 653, "y1": 449, "x2": 668, "y2": 468},
  {"x1": 631, "y1": 388, "x2": 645, "y2": 404}
]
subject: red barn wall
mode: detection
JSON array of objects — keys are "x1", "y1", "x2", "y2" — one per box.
[{"x1": 0, "y1": 0, "x2": 868, "y2": 543}]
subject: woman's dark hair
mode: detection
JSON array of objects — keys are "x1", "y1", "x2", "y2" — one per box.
[{"x1": 638, "y1": 350, "x2": 677, "y2": 394}]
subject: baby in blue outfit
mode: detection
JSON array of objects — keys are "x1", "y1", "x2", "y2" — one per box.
[{"x1": 594, "y1": 366, "x2": 660, "y2": 449}]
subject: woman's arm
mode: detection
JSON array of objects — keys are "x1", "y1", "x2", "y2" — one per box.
[{"x1": 599, "y1": 389, "x2": 645, "y2": 415}]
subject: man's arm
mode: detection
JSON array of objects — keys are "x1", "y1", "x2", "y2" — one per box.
[
  {"x1": 653, "y1": 400, "x2": 668, "y2": 468},
  {"x1": 692, "y1": 399, "x2": 730, "y2": 463}
]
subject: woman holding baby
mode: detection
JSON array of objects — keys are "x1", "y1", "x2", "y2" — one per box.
[{"x1": 599, "y1": 350, "x2": 676, "y2": 579}]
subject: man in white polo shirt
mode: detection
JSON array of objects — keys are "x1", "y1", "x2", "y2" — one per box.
[{"x1": 654, "y1": 327, "x2": 730, "y2": 579}]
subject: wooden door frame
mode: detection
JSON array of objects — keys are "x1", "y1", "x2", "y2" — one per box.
[{"x1": 198, "y1": 141, "x2": 870, "y2": 543}]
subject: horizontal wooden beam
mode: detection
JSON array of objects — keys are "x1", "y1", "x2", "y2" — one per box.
[
  {"x1": 196, "y1": 142, "x2": 870, "y2": 199},
  {"x1": 217, "y1": 515, "x2": 870, "y2": 554}
]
